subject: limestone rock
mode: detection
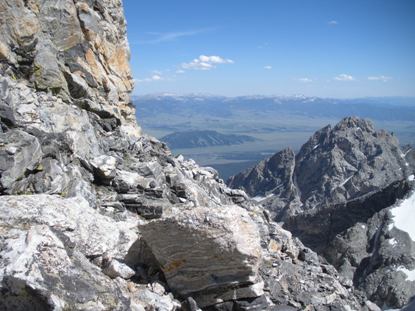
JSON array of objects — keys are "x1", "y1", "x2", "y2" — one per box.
[{"x1": 0, "y1": 194, "x2": 146, "y2": 310}]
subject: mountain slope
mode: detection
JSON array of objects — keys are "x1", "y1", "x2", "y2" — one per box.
[{"x1": 161, "y1": 130, "x2": 257, "y2": 149}]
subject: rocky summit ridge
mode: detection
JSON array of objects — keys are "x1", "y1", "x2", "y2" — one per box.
[
  {"x1": 228, "y1": 116, "x2": 415, "y2": 308},
  {"x1": 0, "y1": 1, "x2": 411, "y2": 311}
]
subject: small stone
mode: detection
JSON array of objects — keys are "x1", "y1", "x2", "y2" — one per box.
[
  {"x1": 90, "y1": 155, "x2": 117, "y2": 182},
  {"x1": 365, "y1": 300, "x2": 381, "y2": 311},
  {"x1": 5, "y1": 146, "x2": 17, "y2": 155},
  {"x1": 103, "y1": 259, "x2": 135, "y2": 279},
  {"x1": 150, "y1": 282, "x2": 166, "y2": 295},
  {"x1": 181, "y1": 297, "x2": 201, "y2": 311}
]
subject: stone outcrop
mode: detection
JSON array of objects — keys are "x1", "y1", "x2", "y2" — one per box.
[
  {"x1": 228, "y1": 117, "x2": 415, "y2": 308},
  {"x1": 0, "y1": 1, "x2": 386, "y2": 310}
]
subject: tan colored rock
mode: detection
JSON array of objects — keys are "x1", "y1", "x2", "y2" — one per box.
[
  {"x1": 0, "y1": 41, "x2": 11, "y2": 61},
  {"x1": 10, "y1": 11, "x2": 39, "y2": 45}
]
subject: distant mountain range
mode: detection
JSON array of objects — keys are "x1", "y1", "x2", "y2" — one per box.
[
  {"x1": 133, "y1": 94, "x2": 415, "y2": 145},
  {"x1": 161, "y1": 130, "x2": 257, "y2": 149},
  {"x1": 134, "y1": 94, "x2": 415, "y2": 122}
]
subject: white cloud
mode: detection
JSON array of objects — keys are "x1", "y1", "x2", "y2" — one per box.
[
  {"x1": 136, "y1": 73, "x2": 164, "y2": 83},
  {"x1": 138, "y1": 28, "x2": 214, "y2": 44},
  {"x1": 151, "y1": 74, "x2": 162, "y2": 81},
  {"x1": 328, "y1": 20, "x2": 338, "y2": 26},
  {"x1": 334, "y1": 74, "x2": 354, "y2": 81},
  {"x1": 181, "y1": 55, "x2": 234, "y2": 71},
  {"x1": 299, "y1": 77, "x2": 312, "y2": 83},
  {"x1": 368, "y1": 75, "x2": 391, "y2": 82},
  {"x1": 264, "y1": 65, "x2": 272, "y2": 70},
  {"x1": 176, "y1": 69, "x2": 185, "y2": 74}
]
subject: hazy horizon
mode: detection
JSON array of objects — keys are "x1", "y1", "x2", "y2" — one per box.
[{"x1": 133, "y1": 93, "x2": 415, "y2": 100}]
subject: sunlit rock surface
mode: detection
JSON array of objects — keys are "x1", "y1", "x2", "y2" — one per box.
[{"x1": 0, "y1": 0, "x2": 387, "y2": 310}]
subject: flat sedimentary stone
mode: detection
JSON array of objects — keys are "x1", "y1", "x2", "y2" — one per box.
[
  {"x1": 193, "y1": 281, "x2": 265, "y2": 308},
  {"x1": 139, "y1": 205, "x2": 263, "y2": 300}
]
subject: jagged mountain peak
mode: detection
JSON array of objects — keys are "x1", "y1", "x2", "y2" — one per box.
[
  {"x1": 334, "y1": 116, "x2": 375, "y2": 131},
  {"x1": 227, "y1": 116, "x2": 415, "y2": 307},
  {"x1": 229, "y1": 117, "x2": 409, "y2": 218}
]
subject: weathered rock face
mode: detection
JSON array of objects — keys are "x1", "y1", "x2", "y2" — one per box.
[
  {"x1": 0, "y1": 1, "x2": 384, "y2": 310},
  {"x1": 293, "y1": 117, "x2": 409, "y2": 211},
  {"x1": 259, "y1": 224, "x2": 365, "y2": 311},
  {"x1": 327, "y1": 191, "x2": 415, "y2": 308},
  {"x1": 0, "y1": 0, "x2": 139, "y2": 137},
  {"x1": 228, "y1": 117, "x2": 415, "y2": 308},
  {"x1": 402, "y1": 144, "x2": 415, "y2": 173}
]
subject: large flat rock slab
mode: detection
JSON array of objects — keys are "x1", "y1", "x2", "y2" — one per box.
[{"x1": 139, "y1": 205, "x2": 263, "y2": 302}]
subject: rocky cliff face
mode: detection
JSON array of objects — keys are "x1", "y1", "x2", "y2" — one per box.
[
  {"x1": 0, "y1": 0, "x2": 139, "y2": 135},
  {"x1": 0, "y1": 1, "x2": 376, "y2": 310},
  {"x1": 228, "y1": 117, "x2": 415, "y2": 308}
]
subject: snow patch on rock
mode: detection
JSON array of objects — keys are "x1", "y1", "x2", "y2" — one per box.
[
  {"x1": 252, "y1": 193, "x2": 275, "y2": 202},
  {"x1": 390, "y1": 190, "x2": 415, "y2": 242},
  {"x1": 398, "y1": 266, "x2": 415, "y2": 282}
]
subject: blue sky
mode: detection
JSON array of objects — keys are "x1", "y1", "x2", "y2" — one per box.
[{"x1": 124, "y1": 0, "x2": 415, "y2": 97}]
